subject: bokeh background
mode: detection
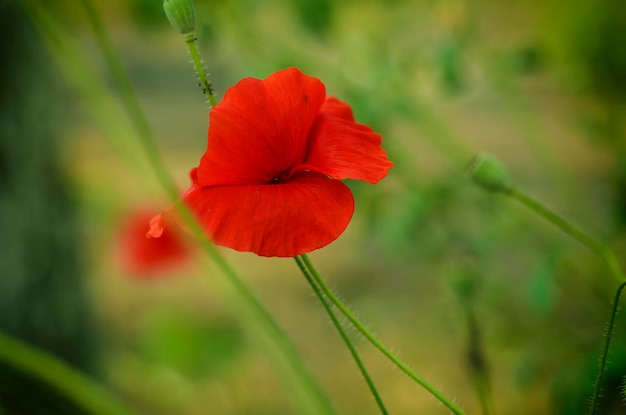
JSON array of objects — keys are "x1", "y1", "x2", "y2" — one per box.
[{"x1": 2, "y1": 0, "x2": 626, "y2": 413}]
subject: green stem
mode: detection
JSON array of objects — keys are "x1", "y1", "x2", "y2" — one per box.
[
  {"x1": 80, "y1": 1, "x2": 334, "y2": 412},
  {"x1": 23, "y1": 2, "x2": 335, "y2": 414},
  {"x1": 294, "y1": 256, "x2": 388, "y2": 415},
  {"x1": 0, "y1": 331, "x2": 137, "y2": 415},
  {"x1": 502, "y1": 186, "x2": 624, "y2": 283},
  {"x1": 185, "y1": 35, "x2": 218, "y2": 107},
  {"x1": 588, "y1": 281, "x2": 626, "y2": 415},
  {"x1": 502, "y1": 187, "x2": 603, "y2": 257},
  {"x1": 589, "y1": 281, "x2": 626, "y2": 415},
  {"x1": 498, "y1": 185, "x2": 626, "y2": 414},
  {"x1": 300, "y1": 254, "x2": 467, "y2": 415}
]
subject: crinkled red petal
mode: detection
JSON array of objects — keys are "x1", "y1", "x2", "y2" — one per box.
[
  {"x1": 182, "y1": 171, "x2": 354, "y2": 257},
  {"x1": 197, "y1": 68, "x2": 326, "y2": 187},
  {"x1": 296, "y1": 96, "x2": 393, "y2": 183}
]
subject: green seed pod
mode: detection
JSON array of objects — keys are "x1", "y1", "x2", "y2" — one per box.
[
  {"x1": 163, "y1": 0, "x2": 197, "y2": 38},
  {"x1": 467, "y1": 153, "x2": 511, "y2": 192}
]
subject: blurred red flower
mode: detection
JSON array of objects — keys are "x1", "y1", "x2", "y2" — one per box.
[
  {"x1": 119, "y1": 209, "x2": 190, "y2": 277},
  {"x1": 149, "y1": 67, "x2": 393, "y2": 257}
]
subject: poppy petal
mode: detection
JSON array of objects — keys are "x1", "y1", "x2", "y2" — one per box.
[
  {"x1": 197, "y1": 68, "x2": 326, "y2": 187},
  {"x1": 120, "y1": 209, "x2": 191, "y2": 277},
  {"x1": 297, "y1": 97, "x2": 393, "y2": 183},
  {"x1": 183, "y1": 171, "x2": 354, "y2": 257}
]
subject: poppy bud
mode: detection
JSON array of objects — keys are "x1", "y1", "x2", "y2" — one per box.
[
  {"x1": 467, "y1": 153, "x2": 511, "y2": 192},
  {"x1": 163, "y1": 0, "x2": 197, "y2": 39}
]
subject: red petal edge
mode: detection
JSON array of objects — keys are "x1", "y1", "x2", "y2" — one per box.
[
  {"x1": 183, "y1": 171, "x2": 355, "y2": 257},
  {"x1": 297, "y1": 96, "x2": 393, "y2": 183}
]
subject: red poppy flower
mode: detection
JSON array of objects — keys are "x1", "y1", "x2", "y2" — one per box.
[
  {"x1": 149, "y1": 67, "x2": 393, "y2": 257},
  {"x1": 119, "y1": 208, "x2": 191, "y2": 277}
]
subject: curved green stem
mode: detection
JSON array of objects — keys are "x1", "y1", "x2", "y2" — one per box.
[
  {"x1": 300, "y1": 254, "x2": 467, "y2": 415},
  {"x1": 185, "y1": 35, "x2": 218, "y2": 107},
  {"x1": 80, "y1": 2, "x2": 334, "y2": 412},
  {"x1": 294, "y1": 256, "x2": 388, "y2": 415},
  {"x1": 502, "y1": 187, "x2": 603, "y2": 257},
  {"x1": 502, "y1": 186, "x2": 624, "y2": 282},
  {"x1": 22, "y1": 2, "x2": 335, "y2": 414},
  {"x1": 496, "y1": 184, "x2": 626, "y2": 414},
  {"x1": 588, "y1": 281, "x2": 626, "y2": 415},
  {"x1": 0, "y1": 332, "x2": 137, "y2": 415}
]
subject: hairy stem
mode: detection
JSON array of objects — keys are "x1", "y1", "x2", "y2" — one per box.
[
  {"x1": 503, "y1": 186, "x2": 623, "y2": 282},
  {"x1": 300, "y1": 254, "x2": 467, "y2": 415},
  {"x1": 294, "y1": 256, "x2": 388, "y2": 415},
  {"x1": 185, "y1": 36, "x2": 218, "y2": 107},
  {"x1": 497, "y1": 185, "x2": 626, "y2": 414},
  {"x1": 588, "y1": 281, "x2": 626, "y2": 415}
]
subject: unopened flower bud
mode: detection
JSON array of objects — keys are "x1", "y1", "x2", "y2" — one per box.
[
  {"x1": 163, "y1": 0, "x2": 197, "y2": 39},
  {"x1": 467, "y1": 153, "x2": 511, "y2": 191}
]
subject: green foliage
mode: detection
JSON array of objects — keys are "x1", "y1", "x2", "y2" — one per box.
[
  {"x1": 12, "y1": 0, "x2": 626, "y2": 413},
  {"x1": 288, "y1": 0, "x2": 333, "y2": 36},
  {"x1": 138, "y1": 311, "x2": 244, "y2": 380},
  {"x1": 525, "y1": 252, "x2": 558, "y2": 316},
  {"x1": 129, "y1": 0, "x2": 166, "y2": 28},
  {"x1": 568, "y1": 0, "x2": 626, "y2": 101}
]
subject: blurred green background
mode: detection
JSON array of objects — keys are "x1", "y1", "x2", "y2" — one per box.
[{"x1": 2, "y1": 0, "x2": 626, "y2": 413}]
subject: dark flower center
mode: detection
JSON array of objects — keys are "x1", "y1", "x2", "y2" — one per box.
[{"x1": 271, "y1": 171, "x2": 292, "y2": 184}]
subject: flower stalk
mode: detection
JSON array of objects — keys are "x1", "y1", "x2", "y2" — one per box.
[
  {"x1": 162, "y1": 0, "x2": 217, "y2": 106},
  {"x1": 299, "y1": 254, "x2": 467, "y2": 415},
  {"x1": 186, "y1": 38, "x2": 218, "y2": 107},
  {"x1": 501, "y1": 186, "x2": 624, "y2": 283},
  {"x1": 500, "y1": 185, "x2": 625, "y2": 413},
  {"x1": 294, "y1": 256, "x2": 389, "y2": 415},
  {"x1": 468, "y1": 153, "x2": 626, "y2": 414},
  {"x1": 589, "y1": 281, "x2": 626, "y2": 415},
  {"x1": 81, "y1": 1, "x2": 334, "y2": 412},
  {"x1": 23, "y1": 1, "x2": 335, "y2": 413}
]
